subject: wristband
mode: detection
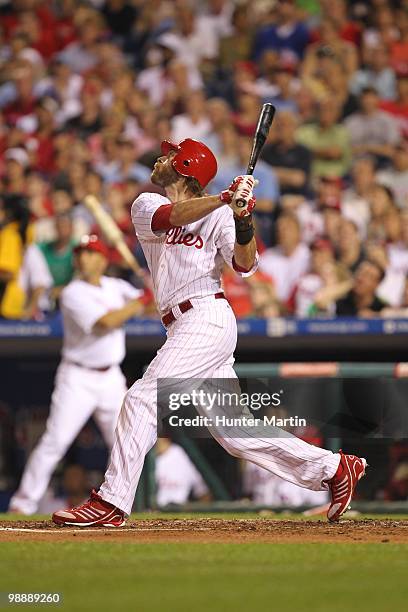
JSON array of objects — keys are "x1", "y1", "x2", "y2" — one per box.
[{"x1": 234, "y1": 214, "x2": 254, "y2": 245}]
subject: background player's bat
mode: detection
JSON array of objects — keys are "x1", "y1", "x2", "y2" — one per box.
[
  {"x1": 83, "y1": 195, "x2": 145, "y2": 280},
  {"x1": 235, "y1": 103, "x2": 276, "y2": 208}
]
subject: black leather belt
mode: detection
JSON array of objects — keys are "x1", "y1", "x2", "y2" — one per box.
[{"x1": 162, "y1": 293, "x2": 226, "y2": 327}]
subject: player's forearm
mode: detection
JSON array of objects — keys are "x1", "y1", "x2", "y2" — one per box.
[
  {"x1": 169, "y1": 195, "x2": 223, "y2": 226},
  {"x1": 234, "y1": 237, "x2": 257, "y2": 272},
  {"x1": 233, "y1": 213, "x2": 256, "y2": 271},
  {"x1": 94, "y1": 299, "x2": 142, "y2": 331}
]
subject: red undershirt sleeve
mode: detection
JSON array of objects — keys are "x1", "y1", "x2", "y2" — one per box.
[{"x1": 151, "y1": 204, "x2": 175, "y2": 232}]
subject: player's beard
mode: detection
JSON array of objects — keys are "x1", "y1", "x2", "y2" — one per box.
[{"x1": 151, "y1": 162, "x2": 179, "y2": 187}]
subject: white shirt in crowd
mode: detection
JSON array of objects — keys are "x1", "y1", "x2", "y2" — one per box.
[
  {"x1": 341, "y1": 191, "x2": 370, "y2": 238},
  {"x1": 388, "y1": 243, "x2": 408, "y2": 275},
  {"x1": 243, "y1": 462, "x2": 328, "y2": 508},
  {"x1": 61, "y1": 276, "x2": 140, "y2": 368},
  {"x1": 259, "y1": 243, "x2": 310, "y2": 302},
  {"x1": 137, "y1": 64, "x2": 202, "y2": 108},
  {"x1": 155, "y1": 443, "x2": 209, "y2": 507},
  {"x1": 295, "y1": 273, "x2": 324, "y2": 317},
  {"x1": 376, "y1": 269, "x2": 405, "y2": 307},
  {"x1": 131, "y1": 192, "x2": 258, "y2": 315},
  {"x1": 376, "y1": 169, "x2": 408, "y2": 210},
  {"x1": 19, "y1": 244, "x2": 53, "y2": 311},
  {"x1": 170, "y1": 114, "x2": 212, "y2": 144}
]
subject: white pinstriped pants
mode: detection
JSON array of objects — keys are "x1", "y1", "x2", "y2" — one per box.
[
  {"x1": 99, "y1": 297, "x2": 340, "y2": 514},
  {"x1": 10, "y1": 363, "x2": 126, "y2": 515}
]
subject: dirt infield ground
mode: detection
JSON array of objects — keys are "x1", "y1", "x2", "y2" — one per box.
[{"x1": 1, "y1": 518, "x2": 407, "y2": 543}]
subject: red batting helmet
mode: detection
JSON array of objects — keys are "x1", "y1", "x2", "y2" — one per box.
[
  {"x1": 74, "y1": 234, "x2": 110, "y2": 259},
  {"x1": 161, "y1": 138, "x2": 217, "y2": 188}
]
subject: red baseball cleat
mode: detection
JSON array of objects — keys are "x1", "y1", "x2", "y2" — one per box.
[
  {"x1": 327, "y1": 451, "x2": 367, "y2": 522},
  {"x1": 52, "y1": 490, "x2": 126, "y2": 527}
]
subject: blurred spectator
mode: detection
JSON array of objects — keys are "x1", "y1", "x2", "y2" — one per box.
[
  {"x1": 218, "y1": 4, "x2": 254, "y2": 72},
  {"x1": 155, "y1": 438, "x2": 210, "y2": 507},
  {"x1": 380, "y1": 72, "x2": 408, "y2": 140},
  {"x1": 269, "y1": 64, "x2": 299, "y2": 113},
  {"x1": 366, "y1": 240, "x2": 405, "y2": 307},
  {"x1": 37, "y1": 464, "x2": 89, "y2": 515},
  {"x1": 342, "y1": 157, "x2": 375, "y2": 235},
  {"x1": 171, "y1": 90, "x2": 211, "y2": 142},
  {"x1": 168, "y1": 4, "x2": 219, "y2": 70},
  {"x1": 243, "y1": 460, "x2": 328, "y2": 507},
  {"x1": 261, "y1": 110, "x2": 312, "y2": 196},
  {"x1": 66, "y1": 85, "x2": 103, "y2": 139},
  {"x1": 335, "y1": 259, "x2": 387, "y2": 316},
  {"x1": 4, "y1": 147, "x2": 29, "y2": 194},
  {"x1": 376, "y1": 143, "x2": 408, "y2": 210},
  {"x1": 0, "y1": 194, "x2": 32, "y2": 319},
  {"x1": 345, "y1": 87, "x2": 401, "y2": 165},
  {"x1": 102, "y1": 0, "x2": 137, "y2": 38},
  {"x1": 259, "y1": 214, "x2": 310, "y2": 303},
  {"x1": 302, "y1": 18, "x2": 358, "y2": 82},
  {"x1": 366, "y1": 183, "x2": 397, "y2": 243},
  {"x1": 350, "y1": 41, "x2": 396, "y2": 100},
  {"x1": 388, "y1": 211, "x2": 408, "y2": 276},
  {"x1": 319, "y1": 0, "x2": 361, "y2": 46},
  {"x1": 231, "y1": 92, "x2": 262, "y2": 136},
  {"x1": 337, "y1": 218, "x2": 365, "y2": 274},
  {"x1": 58, "y1": 13, "x2": 103, "y2": 74},
  {"x1": 382, "y1": 277, "x2": 408, "y2": 317},
  {"x1": 389, "y1": 8, "x2": 408, "y2": 75},
  {"x1": 384, "y1": 460, "x2": 408, "y2": 501},
  {"x1": 294, "y1": 238, "x2": 350, "y2": 317},
  {"x1": 309, "y1": 260, "x2": 352, "y2": 317},
  {"x1": 296, "y1": 176, "x2": 343, "y2": 246},
  {"x1": 296, "y1": 97, "x2": 351, "y2": 178},
  {"x1": 20, "y1": 212, "x2": 76, "y2": 319},
  {"x1": 19, "y1": 241, "x2": 52, "y2": 320},
  {"x1": 247, "y1": 272, "x2": 281, "y2": 317},
  {"x1": 38, "y1": 212, "x2": 76, "y2": 295},
  {"x1": 253, "y1": 0, "x2": 310, "y2": 63},
  {"x1": 202, "y1": 97, "x2": 231, "y2": 153}
]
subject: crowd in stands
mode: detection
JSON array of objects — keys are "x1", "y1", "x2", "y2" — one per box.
[{"x1": 0, "y1": 0, "x2": 408, "y2": 320}]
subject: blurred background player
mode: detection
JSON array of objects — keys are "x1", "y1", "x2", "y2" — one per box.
[
  {"x1": 155, "y1": 438, "x2": 210, "y2": 507},
  {"x1": 9, "y1": 234, "x2": 143, "y2": 515}
]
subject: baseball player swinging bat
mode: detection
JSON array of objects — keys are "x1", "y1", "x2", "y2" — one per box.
[
  {"x1": 84, "y1": 194, "x2": 145, "y2": 280},
  {"x1": 234, "y1": 103, "x2": 276, "y2": 210}
]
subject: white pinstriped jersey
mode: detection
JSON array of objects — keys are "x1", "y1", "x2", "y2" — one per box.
[{"x1": 131, "y1": 192, "x2": 258, "y2": 314}]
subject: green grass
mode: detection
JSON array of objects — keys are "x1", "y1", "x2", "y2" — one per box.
[
  {"x1": 1, "y1": 542, "x2": 407, "y2": 612},
  {"x1": 1, "y1": 514, "x2": 407, "y2": 612}
]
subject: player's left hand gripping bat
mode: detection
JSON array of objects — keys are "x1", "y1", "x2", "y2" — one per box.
[
  {"x1": 83, "y1": 195, "x2": 145, "y2": 281},
  {"x1": 234, "y1": 103, "x2": 276, "y2": 209}
]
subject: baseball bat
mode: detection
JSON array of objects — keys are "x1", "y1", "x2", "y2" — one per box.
[
  {"x1": 247, "y1": 103, "x2": 276, "y2": 175},
  {"x1": 235, "y1": 103, "x2": 276, "y2": 208},
  {"x1": 83, "y1": 195, "x2": 145, "y2": 280}
]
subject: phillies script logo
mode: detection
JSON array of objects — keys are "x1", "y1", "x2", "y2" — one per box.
[{"x1": 165, "y1": 227, "x2": 204, "y2": 249}]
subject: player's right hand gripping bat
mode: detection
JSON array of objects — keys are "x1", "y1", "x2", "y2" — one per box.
[
  {"x1": 234, "y1": 103, "x2": 276, "y2": 209},
  {"x1": 83, "y1": 194, "x2": 145, "y2": 281}
]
